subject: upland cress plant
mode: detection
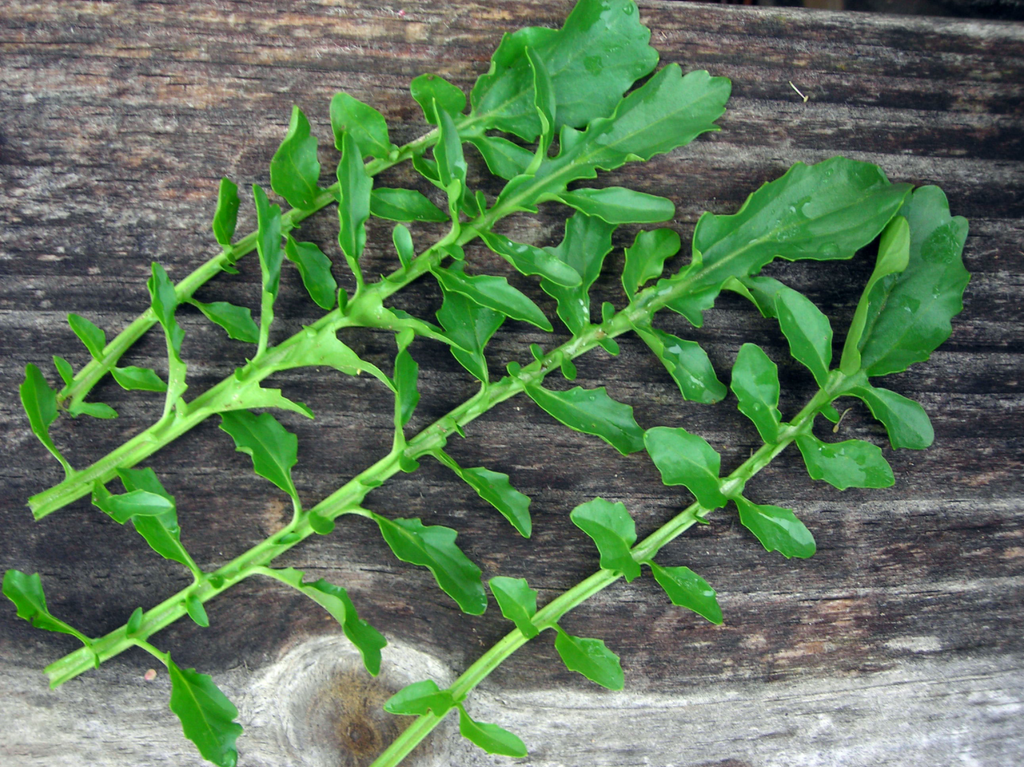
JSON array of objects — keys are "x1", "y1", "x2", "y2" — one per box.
[{"x1": 5, "y1": 1, "x2": 969, "y2": 765}]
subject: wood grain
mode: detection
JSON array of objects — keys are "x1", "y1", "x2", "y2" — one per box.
[{"x1": 1, "y1": 1, "x2": 1022, "y2": 765}]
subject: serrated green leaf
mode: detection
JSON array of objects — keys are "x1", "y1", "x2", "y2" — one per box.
[
  {"x1": 647, "y1": 562, "x2": 723, "y2": 624},
  {"x1": 796, "y1": 434, "x2": 895, "y2": 490},
  {"x1": 68, "y1": 313, "x2": 106, "y2": 359},
  {"x1": 436, "y1": 285, "x2": 504, "y2": 383},
  {"x1": 219, "y1": 411, "x2": 299, "y2": 500},
  {"x1": 735, "y1": 497, "x2": 816, "y2": 559},
  {"x1": 557, "y1": 187, "x2": 674, "y2": 225},
  {"x1": 329, "y1": 92, "x2": 395, "y2": 160},
  {"x1": 469, "y1": 0, "x2": 659, "y2": 141},
  {"x1": 370, "y1": 188, "x2": 447, "y2": 223},
  {"x1": 147, "y1": 263, "x2": 187, "y2": 405},
  {"x1": 211, "y1": 177, "x2": 240, "y2": 247},
  {"x1": 21, "y1": 363, "x2": 70, "y2": 474},
  {"x1": 540, "y1": 212, "x2": 616, "y2": 335},
  {"x1": 525, "y1": 385, "x2": 645, "y2": 455},
  {"x1": 479, "y1": 230, "x2": 581, "y2": 287},
  {"x1": 337, "y1": 130, "x2": 373, "y2": 273},
  {"x1": 53, "y1": 355, "x2": 74, "y2": 387},
  {"x1": 373, "y1": 515, "x2": 486, "y2": 615},
  {"x1": 220, "y1": 381, "x2": 314, "y2": 420},
  {"x1": 285, "y1": 236, "x2": 337, "y2": 310},
  {"x1": 468, "y1": 135, "x2": 534, "y2": 180},
  {"x1": 855, "y1": 186, "x2": 970, "y2": 377},
  {"x1": 635, "y1": 326, "x2": 725, "y2": 404},
  {"x1": 411, "y1": 73, "x2": 466, "y2": 124},
  {"x1": 644, "y1": 426, "x2": 727, "y2": 509},
  {"x1": 253, "y1": 185, "x2": 283, "y2": 300},
  {"x1": 554, "y1": 629, "x2": 623, "y2": 690},
  {"x1": 185, "y1": 594, "x2": 209, "y2": 627},
  {"x1": 730, "y1": 344, "x2": 782, "y2": 443},
  {"x1": 384, "y1": 679, "x2": 456, "y2": 717},
  {"x1": 432, "y1": 266, "x2": 552, "y2": 331},
  {"x1": 274, "y1": 325, "x2": 393, "y2": 391},
  {"x1": 68, "y1": 400, "x2": 118, "y2": 419},
  {"x1": 525, "y1": 46, "x2": 556, "y2": 164},
  {"x1": 774, "y1": 286, "x2": 833, "y2": 387},
  {"x1": 851, "y1": 384, "x2": 934, "y2": 450},
  {"x1": 489, "y1": 576, "x2": 539, "y2": 639},
  {"x1": 270, "y1": 106, "x2": 321, "y2": 211},
  {"x1": 434, "y1": 451, "x2": 531, "y2": 537},
  {"x1": 622, "y1": 228, "x2": 681, "y2": 298},
  {"x1": 3, "y1": 570, "x2": 92, "y2": 645},
  {"x1": 189, "y1": 301, "x2": 259, "y2": 345},
  {"x1": 167, "y1": 660, "x2": 242, "y2": 767},
  {"x1": 458, "y1": 707, "x2": 528, "y2": 758},
  {"x1": 570, "y1": 498, "x2": 639, "y2": 582}
]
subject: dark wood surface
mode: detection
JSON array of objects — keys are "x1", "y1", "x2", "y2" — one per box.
[{"x1": 1, "y1": 2, "x2": 1022, "y2": 765}]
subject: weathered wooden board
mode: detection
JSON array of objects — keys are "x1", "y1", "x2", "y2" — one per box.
[{"x1": 1, "y1": 1, "x2": 1022, "y2": 766}]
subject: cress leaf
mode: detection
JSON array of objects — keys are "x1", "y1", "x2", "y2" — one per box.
[
  {"x1": 185, "y1": 594, "x2": 209, "y2": 628},
  {"x1": 219, "y1": 381, "x2": 314, "y2": 420},
  {"x1": 489, "y1": 576, "x2": 539, "y2": 639},
  {"x1": 211, "y1": 177, "x2": 240, "y2": 247},
  {"x1": 556, "y1": 187, "x2": 675, "y2": 225},
  {"x1": 540, "y1": 212, "x2": 616, "y2": 335},
  {"x1": 644, "y1": 426, "x2": 727, "y2": 509},
  {"x1": 434, "y1": 451, "x2": 531, "y2": 537},
  {"x1": 384, "y1": 679, "x2": 456, "y2": 717},
  {"x1": 467, "y1": 135, "x2": 534, "y2": 181},
  {"x1": 634, "y1": 325, "x2": 726, "y2": 404},
  {"x1": 622, "y1": 228, "x2": 681, "y2": 298},
  {"x1": 392, "y1": 224, "x2": 416, "y2": 271},
  {"x1": 796, "y1": 434, "x2": 895, "y2": 490},
  {"x1": 394, "y1": 341, "x2": 419, "y2": 429},
  {"x1": 735, "y1": 496, "x2": 816, "y2": 559},
  {"x1": 270, "y1": 105, "x2": 321, "y2": 211},
  {"x1": 21, "y1": 364, "x2": 70, "y2": 473},
  {"x1": 53, "y1": 355, "x2": 74, "y2": 387},
  {"x1": 434, "y1": 107, "x2": 468, "y2": 195},
  {"x1": 329, "y1": 92, "x2": 395, "y2": 159},
  {"x1": 253, "y1": 185, "x2": 283, "y2": 300},
  {"x1": 775, "y1": 286, "x2": 833, "y2": 387},
  {"x1": 68, "y1": 401, "x2": 118, "y2": 420},
  {"x1": 274, "y1": 325, "x2": 393, "y2": 391},
  {"x1": 97, "y1": 489, "x2": 175, "y2": 524},
  {"x1": 850, "y1": 384, "x2": 934, "y2": 450},
  {"x1": 478, "y1": 230, "x2": 581, "y2": 288},
  {"x1": 436, "y1": 284, "x2": 504, "y2": 383},
  {"x1": 111, "y1": 365, "x2": 168, "y2": 393},
  {"x1": 114, "y1": 467, "x2": 201, "y2": 576},
  {"x1": 524, "y1": 385, "x2": 645, "y2": 455},
  {"x1": 337, "y1": 131, "x2": 373, "y2": 272},
  {"x1": 432, "y1": 266, "x2": 552, "y2": 331},
  {"x1": 284, "y1": 236, "x2": 338, "y2": 310},
  {"x1": 854, "y1": 185, "x2": 970, "y2": 377},
  {"x1": 370, "y1": 188, "x2": 447, "y2": 223},
  {"x1": 373, "y1": 515, "x2": 487, "y2": 615},
  {"x1": 730, "y1": 343, "x2": 782, "y2": 443},
  {"x1": 218, "y1": 410, "x2": 299, "y2": 501},
  {"x1": 469, "y1": 0, "x2": 659, "y2": 140},
  {"x1": 189, "y1": 301, "x2": 259, "y2": 345},
  {"x1": 68, "y1": 314, "x2": 106, "y2": 359},
  {"x1": 458, "y1": 707, "x2": 528, "y2": 758},
  {"x1": 554, "y1": 629, "x2": 624, "y2": 690},
  {"x1": 525, "y1": 46, "x2": 556, "y2": 163},
  {"x1": 647, "y1": 562, "x2": 723, "y2": 624},
  {"x1": 167, "y1": 660, "x2": 243, "y2": 767},
  {"x1": 410, "y1": 73, "x2": 466, "y2": 124},
  {"x1": 569, "y1": 498, "x2": 639, "y2": 582},
  {"x1": 3, "y1": 570, "x2": 92, "y2": 645}
]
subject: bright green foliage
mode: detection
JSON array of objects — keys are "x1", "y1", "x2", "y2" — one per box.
[
  {"x1": 735, "y1": 497, "x2": 816, "y2": 559},
  {"x1": 68, "y1": 313, "x2": 106, "y2": 359},
  {"x1": 185, "y1": 594, "x2": 209, "y2": 627},
  {"x1": 370, "y1": 188, "x2": 447, "y2": 223},
  {"x1": 525, "y1": 47, "x2": 556, "y2": 165},
  {"x1": 554, "y1": 629, "x2": 624, "y2": 690},
  {"x1": 189, "y1": 300, "x2": 259, "y2": 344},
  {"x1": 20, "y1": 364, "x2": 70, "y2": 474},
  {"x1": 540, "y1": 212, "x2": 616, "y2": 335},
  {"x1": 479, "y1": 230, "x2": 581, "y2": 287},
  {"x1": 211, "y1": 177, "x2": 240, "y2": 247},
  {"x1": 284, "y1": 236, "x2": 338, "y2": 310},
  {"x1": 3, "y1": 570, "x2": 93, "y2": 649},
  {"x1": 411, "y1": 73, "x2": 466, "y2": 124},
  {"x1": 775, "y1": 287, "x2": 833, "y2": 387},
  {"x1": 796, "y1": 434, "x2": 895, "y2": 490},
  {"x1": 218, "y1": 411, "x2": 299, "y2": 501},
  {"x1": 167, "y1": 660, "x2": 243, "y2": 767},
  {"x1": 274, "y1": 325, "x2": 392, "y2": 390},
  {"x1": 570, "y1": 498, "x2": 640, "y2": 582},
  {"x1": 436, "y1": 286, "x2": 504, "y2": 383},
  {"x1": 458, "y1": 706, "x2": 528, "y2": 758},
  {"x1": 524, "y1": 385, "x2": 645, "y2": 455},
  {"x1": 372, "y1": 515, "x2": 486, "y2": 615},
  {"x1": 337, "y1": 131, "x2": 373, "y2": 278},
  {"x1": 622, "y1": 228, "x2": 681, "y2": 298},
  {"x1": 96, "y1": 488, "x2": 174, "y2": 524},
  {"x1": 635, "y1": 325, "x2": 726, "y2": 404},
  {"x1": 393, "y1": 336, "x2": 420, "y2": 430},
  {"x1": 384, "y1": 679, "x2": 455, "y2": 717},
  {"x1": 851, "y1": 384, "x2": 934, "y2": 450},
  {"x1": 433, "y1": 265, "x2": 552, "y2": 331},
  {"x1": 434, "y1": 451, "x2": 532, "y2": 536},
  {"x1": 556, "y1": 187, "x2": 675, "y2": 225},
  {"x1": 253, "y1": 185, "x2": 283, "y2": 299},
  {"x1": 489, "y1": 576, "x2": 539, "y2": 639},
  {"x1": 645, "y1": 427, "x2": 728, "y2": 509},
  {"x1": 467, "y1": 134, "x2": 534, "y2": 180},
  {"x1": 329, "y1": 92, "x2": 395, "y2": 159},
  {"x1": 647, "y1": 563, "x2": 723, "y2": 624},
  {"x1": 730, "y1": 344, "x2": 782, "y2": 443},
  {"x1": 270, "y1": 106, "x2": 321, "y2": 211}
]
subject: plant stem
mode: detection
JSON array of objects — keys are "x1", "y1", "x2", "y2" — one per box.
[{"x1": 368, "y1": 382, "x2": 844, "y2": 767}]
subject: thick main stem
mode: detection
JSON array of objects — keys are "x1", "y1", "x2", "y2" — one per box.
[{"x1": 369, "y1": 383, "x2": 843, "y2": 767}]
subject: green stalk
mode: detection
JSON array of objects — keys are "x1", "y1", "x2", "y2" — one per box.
[{"x1": 369, "y1": 382, "x2": 844, "y2": 767}]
